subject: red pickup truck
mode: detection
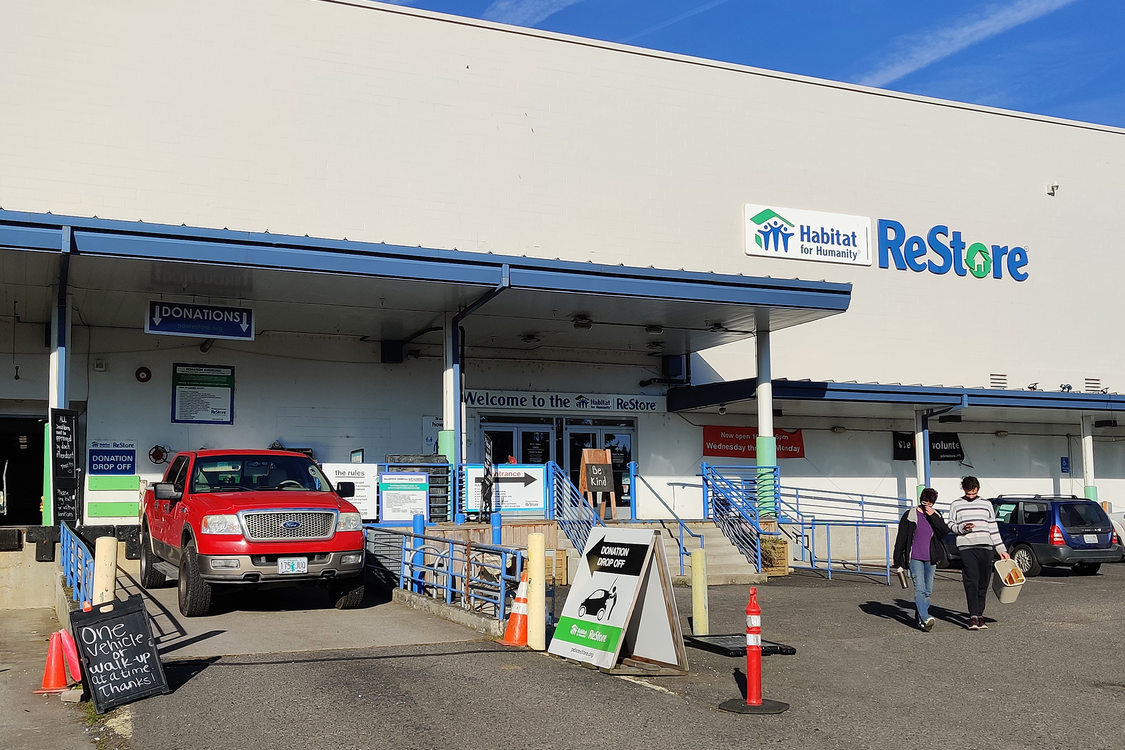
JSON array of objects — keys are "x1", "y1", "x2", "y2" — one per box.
[{"x1": 139, "y1": 449, "x2": 366, "y2": 617}]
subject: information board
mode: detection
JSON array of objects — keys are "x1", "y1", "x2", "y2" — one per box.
[
  {"x1": 69, "y1": 595, "x2": 169, "y2": 713},
  {"x1": 320, "y1": 463, "x2": 379, "y2": 520},
  {"x1": 171, "y1": 363, "x2": 235, "y2": 424},
  {"x1": 50, "y1": 408, "x2": 80, "y2": 524},
  {"x1": 88, "y1": 440, "x2": 137, "y2": 475},
  {"x1": 379, "y1": 472, "x2": 429, "y2": 522}
]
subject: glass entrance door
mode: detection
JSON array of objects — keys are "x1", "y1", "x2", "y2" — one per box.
[
  {"x1": 564, "y1": 423, "x2": 634, "y2": 513},
  {"x1": 482, "y1": 425, "x2": 555, "y2": 465}
]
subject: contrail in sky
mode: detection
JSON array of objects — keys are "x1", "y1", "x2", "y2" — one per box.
[
  {"x1": 621, "y1": 0, "x2": 732, "y2": 43},
  {"x1": 856, "y1": 0, "x2": 1081, "y2": 87},
  {"x1": 482, "y1": 0, "x2": 585, "y2": 27}
]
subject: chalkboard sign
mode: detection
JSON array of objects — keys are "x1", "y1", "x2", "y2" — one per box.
[
  {"x1": 50, "y1": 408, "x2": 80, "y2": 523},
  {"x1": 69, "y1": 595, "x2": 169, "y2": 713},
  {"x1": 50, "y1": 408, "x2": 78, "y2": 480},
  {"x1": 584, "y1": 463, "x2": 613, "y2": 493}
]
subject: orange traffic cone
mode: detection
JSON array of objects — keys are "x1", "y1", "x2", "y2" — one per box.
[
  {"x1": 500, "y1": 570, "x2": 529, "y2": 647},
  {"x1": 33, "y1": 631, "x2": 70, "y2": 694},
  {"x1": 58, "y1": 629, "x2": 83, "y2": 682}
]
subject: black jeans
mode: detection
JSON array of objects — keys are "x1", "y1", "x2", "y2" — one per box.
[{"x1": 960, "y1": 547, "x2": 994, "y2": 617}]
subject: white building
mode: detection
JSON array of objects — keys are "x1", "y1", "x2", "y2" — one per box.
[{"x1": 1, "y1": 0, "x2": 1122, "y2": 530}]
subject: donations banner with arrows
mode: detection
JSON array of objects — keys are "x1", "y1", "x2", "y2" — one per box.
[
  {"x1": 145, "y1": 301, "x2": 255, "y2": 341},
  {"x1": 548, "y1": 528, "x2": 688, "y2": 672},
  {"x1": 462, "y1": 464, "x2": 546, "y2": 515}
]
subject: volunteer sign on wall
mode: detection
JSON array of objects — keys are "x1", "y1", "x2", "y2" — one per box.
[{"x1": 548, "y1": 528, "x2": 687, "y2": 672}]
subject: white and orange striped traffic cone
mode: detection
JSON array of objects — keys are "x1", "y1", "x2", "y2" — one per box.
[{"x1": 500, "y1": 570, "x2": 529, "y2": 647}]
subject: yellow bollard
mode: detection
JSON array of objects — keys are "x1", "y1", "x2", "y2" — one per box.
[
  {"x1": 691, "y1": 547, "x2": 709, "y2": 635},
  {"x1": 92, "y1": 536, "x2": 118, "y2": 606},
  {"x1": 526, "y1": 532, "x2": 546, "y2": 650}
]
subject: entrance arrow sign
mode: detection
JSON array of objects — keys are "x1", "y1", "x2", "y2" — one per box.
[{"x1": 473, "y1": 473, "x2": 538, "y2": 487}]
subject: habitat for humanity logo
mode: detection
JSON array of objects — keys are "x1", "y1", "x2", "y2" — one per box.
[{"x1": 745, "y1": 204, "x2": 871, "y2": 266}]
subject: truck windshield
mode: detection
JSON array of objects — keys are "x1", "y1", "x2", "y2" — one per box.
[{"x1": 190, "y1": 455, "x2": 333, "y2": 493}]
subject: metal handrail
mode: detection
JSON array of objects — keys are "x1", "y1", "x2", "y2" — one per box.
[
  {"x1": 59, "y1": 521, "x2": 95, "y2": 605},
  {"x1": 546, "y1": 461, "x2": 604, "y2": 550},
  {"x1": 700, "y1": 463, "x2": 781, "y2": 572},
  {"x1": 364, "y1": 527, "x2": 524, "y2": 620},
  {"x1": 779, "y1": 512, "x2": 893, "y2": 584},
  {"x1": 631, "y1": 462, "x2": 703, "y2": 575},
  {"x1": 780, "y1": 485, "x2": 914, "y2": 524}
]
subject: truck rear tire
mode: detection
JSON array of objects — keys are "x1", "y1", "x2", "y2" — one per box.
[
  {"x1": 330, "y1": 578, "x2": 365, "y2": 609},
  {"x1": 178, "y1": 539, "x2": 215, "y2": 617},
  {"x1": 139, "y1": 526, "x2": 167, "y2": 589}
]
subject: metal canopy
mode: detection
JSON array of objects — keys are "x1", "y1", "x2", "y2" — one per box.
[
  {"x1": 668, "y1": 378, "x2": 1125, "y2": 427},
  {"x1": 0, "y1": 210, "x2": 852, "y2": 358}
]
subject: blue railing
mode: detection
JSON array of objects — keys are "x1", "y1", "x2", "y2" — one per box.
[
  {"x1": 774, "y1": 488, "x2": 908, "y2": 584},
  {"x1": 779, "y1": 485, "x2": 913, "y2": 524},
  {"x1": 546, "y1": 461, "x2": 604, "y2": 550},
  {"x1": 364, "y1": 527, "x2": 524, "y2": 620},
  {"x1": 631, "y1": 462, "x2": 703, "y2": 575},
  {"x1": 700, "y1": 463, "x2": 781, "y2": 572},
  {"x1": 59, "y1": 521, "x2": 95, "y2": 605}
]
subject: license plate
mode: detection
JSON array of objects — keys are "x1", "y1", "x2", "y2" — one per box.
[
  {"x1": 278, "y1": 557, "x2": 308, "y2": 575},
  {"x1": 1083, "y1": 534, "x2": 1099, "y2": 544}
]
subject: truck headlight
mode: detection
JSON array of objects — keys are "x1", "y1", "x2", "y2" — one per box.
[
  {"x1": 201, "y1": 514, "x2": 242, "y2": 534},
  {"x1": 337, "y1": 513, "x2": 363, "y2": 532}
]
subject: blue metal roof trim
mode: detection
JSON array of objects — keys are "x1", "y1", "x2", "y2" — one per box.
[
  {"x1": 668, "y1": 378, "x2": 1125, "y2": 412},
  {"x1": 0, "y1": 210, "x2": 851, "y2": 310}
]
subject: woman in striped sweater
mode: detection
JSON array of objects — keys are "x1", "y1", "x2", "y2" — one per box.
[{"x1": 948, "y1": 476, "x2": 1010, "y2": 630}]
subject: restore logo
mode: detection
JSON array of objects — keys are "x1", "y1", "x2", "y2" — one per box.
[{"x1": 877, "y1": 219, "x2": 1029, "y2": 281}]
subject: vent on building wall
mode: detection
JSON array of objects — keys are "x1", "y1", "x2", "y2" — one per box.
[
  {"x1": 1085, "y1": 378, "x2": 1102, "y2": 394},
  {"x1": 989, "y1": 373, "x2": 1007, "y2": 389}
]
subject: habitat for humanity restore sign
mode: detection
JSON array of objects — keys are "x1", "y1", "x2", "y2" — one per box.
[{"x1": 746, "y1": 204, "x2": 871, "y2": 266}]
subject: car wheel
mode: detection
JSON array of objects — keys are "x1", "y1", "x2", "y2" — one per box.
[
  {"x1": 1072, "y1": 562, "x2": 1101, "y2": 575},
  {"x1": 177, "y1": 539, "x2": 214, "y2": 617},
  {"x1": 1012, "y1": 544, "x2": 1041, "y2": 576},
  {"x1": 330, "y1": 578, "x2": 366, "y2": 609},
  {"x1": 597, "y1": 607, "x2": 606, "y2": 621},
  {"x1": 578, "y1": 604, "x2": 587, "y2": 617},
  {"x1": 139, "y1": 525, "x2": 167, "y2": 589}
]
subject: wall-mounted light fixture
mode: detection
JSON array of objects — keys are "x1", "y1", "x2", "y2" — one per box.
[
  {"x1": 644, "y1": 324, "x2": 664, "y2": 335},
  {"x1": 572, "y1": 315, "x2": 592, "y2": 330},
  {"x1": 1059, "y1": 383, "x2": 1073, "y2": 392},
  {"x1": 831, "y1": 425, "x2": 846, "y2": 434},
  {"x1": 995, "y1": 430, "x2": 1009, "y2": 438},
  {"x1": 1047, "y1": 183, "x2": 1059, "y2": 196},
  {"x1": 520, "y1": 333, "x2": 540, "y2": 344},
  {"x1": 717, "y1": 405, "x2": 727, "y2": 416},
  {"x1": 1027, "y1": 382, "x2": 1038, "y2": 391},
  {"x1": 199, "y1": 338, "x2": 215, "y2": 353}
]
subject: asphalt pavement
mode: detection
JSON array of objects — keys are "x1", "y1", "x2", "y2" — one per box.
[{"x1": 8, "y1": 561, "x2": 1124, "y2": 749}]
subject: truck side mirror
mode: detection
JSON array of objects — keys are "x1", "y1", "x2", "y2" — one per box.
[
  {"x1": 335, "y1": 481, "x2": 355, "y2": 499},
  {"x1": 154, "y1": 482, "x2": 182, "y2": 501}
]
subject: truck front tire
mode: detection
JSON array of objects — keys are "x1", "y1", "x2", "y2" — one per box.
[
  {"x1": 178, "y1": 539, "x2": 215, "y2": 617},
  {"x1": 330, "y1": 578, "x2": 365, "y2": 609}
]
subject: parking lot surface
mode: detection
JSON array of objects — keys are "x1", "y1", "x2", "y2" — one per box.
[{"x1": 100, "y1": 562, "x2": 1125, "y2": 749}]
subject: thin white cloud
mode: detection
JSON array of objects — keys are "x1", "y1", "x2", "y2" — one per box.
[
  {"x1": 482, "y1": 0, "x2": 585, "y2": 27},
  {"x1": 621, "y1": 0, "x2": 732, "y2": 43},
  {"x1": 856, "y1": 0, "x2": 1082, "y2": 87}
]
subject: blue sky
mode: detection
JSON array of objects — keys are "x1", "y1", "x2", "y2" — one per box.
[{"x1": 379, "y1": 0, "x2": 1125, "y2": 128}]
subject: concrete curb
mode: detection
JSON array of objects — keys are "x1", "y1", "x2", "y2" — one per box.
[{"x1": 391, "y1": 588, "x2": 506, "y2": 638}]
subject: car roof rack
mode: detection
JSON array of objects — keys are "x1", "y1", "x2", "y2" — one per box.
[{"x1": 990, "y1": 494, "x2": 1082, "y2": 500}]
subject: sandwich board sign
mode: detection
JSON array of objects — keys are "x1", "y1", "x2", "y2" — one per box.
[{"x1": 548, "y1": 527, "x2": 687, "y2": 673}]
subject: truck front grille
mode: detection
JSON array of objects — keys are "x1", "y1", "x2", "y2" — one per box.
[{"x1": 241, "y1": 510, "x2": 337, "y2": 541}]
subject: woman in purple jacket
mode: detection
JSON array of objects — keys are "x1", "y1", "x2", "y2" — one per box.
[{"x1": 893, "y1": 487, "x2": 954, "y2": 631}]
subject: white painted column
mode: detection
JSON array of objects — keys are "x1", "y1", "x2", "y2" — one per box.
[
  {"x1": 49, "y1": 289, "x2": 71, "y2": 409},
  {"x1": 1080, "y1": 414, "x2": 1097, "y2": 501},
  {"x1": 914, "y1": 410, "x2": 927, "y2": 499}
]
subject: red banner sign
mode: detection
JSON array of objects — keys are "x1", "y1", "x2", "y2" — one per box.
[{"x1": 702, "y1": 426, "x2": 805, "y2": 459}]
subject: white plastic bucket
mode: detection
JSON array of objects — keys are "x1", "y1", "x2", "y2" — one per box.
[{"x1": 992, "y1": 559, "x2": 1025, "y2": 604}]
